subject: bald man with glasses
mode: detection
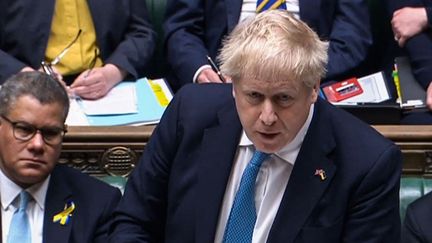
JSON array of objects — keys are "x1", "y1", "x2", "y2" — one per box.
[{"x1": 0, "y1": 71, "x2": 121, "y2": 243}]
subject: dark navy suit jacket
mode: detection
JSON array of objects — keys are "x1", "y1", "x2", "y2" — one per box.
[
  {"x1": 43, "y1": 165, "x2": 121, "y2": 243},
  {"x1": 109, "y1": 84, "x2": 402, "y2": 242},
  {"x1": 389, "y1": 0, "x2": 432, "y2": 90},
  {"x1": 402, "y1": 191, "x2": 432, "y2": 243},
  {"x1": 164, "y1": 0, "x2": 372, "y2": 91},
  {"x1": 0, "y1": 0, "x2": 156, "y2": 83},
  {"x1": 0, "y1": 165, "x2": 121, "y2": 243}
]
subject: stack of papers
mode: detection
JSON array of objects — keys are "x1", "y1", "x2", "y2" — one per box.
[{"x1": 66, "y1": 78, "x2": 173, "y2": 126}]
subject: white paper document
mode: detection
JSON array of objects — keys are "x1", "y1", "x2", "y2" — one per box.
[{"x1": 79, "y1": 85, "x2": 138, "y2": 115}]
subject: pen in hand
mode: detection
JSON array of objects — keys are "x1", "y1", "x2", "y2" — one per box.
[
  {"x1": 206, "y1": 55, "x2": 226, "y2": 83},
  {"x1": 84, "y1": 49, "x2": 98, "y2": 79}
]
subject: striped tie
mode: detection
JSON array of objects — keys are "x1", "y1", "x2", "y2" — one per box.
[
  {"x1": 256, "y1": 0, "x2": 287, "y2": 13},
  {"x1": 223, "y1": 150, "x2": 270, "y2": 243}
]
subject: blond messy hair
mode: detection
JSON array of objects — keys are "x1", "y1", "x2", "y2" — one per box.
[{"x1": 218, "y1": 10, "x2": 328, "y2": 87}]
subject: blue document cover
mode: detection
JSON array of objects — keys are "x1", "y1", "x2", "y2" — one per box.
[{"x1": 85, "y1": 78, "x2": 166, "y2": 125}]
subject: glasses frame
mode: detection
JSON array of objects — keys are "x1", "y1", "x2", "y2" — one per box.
[
  {"x1": 40, "y1": 29, "x2": 83, "y2": 79},
  {"x1": 40, "y1": 61, "x2": 59, "y2": 81},
  {"x1": 50, "y1": 29, "x2": 82, "y2": 65},
  {"x1": 1, "y1": 115, "x2": 67, "y2": 145}
]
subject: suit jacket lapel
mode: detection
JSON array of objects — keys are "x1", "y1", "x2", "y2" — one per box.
[
  {"x1": 195, "y1": 99, "x2": 243, "y2": 243},
  {"x1": 226, "y1": 0, "x2": 242, "y2": 32},
  {"x1": 268, "y1": 100, "x2": 337, "y2": 242},
  {"x1": 43, "y1": 169, "x2": 73, "y2": 243}
]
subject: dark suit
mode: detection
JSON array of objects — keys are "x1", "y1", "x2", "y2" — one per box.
[
  {"x1": 0, "y1": 0, "x2": 156, "y2": 83},
  {"x1": 389, "y1": 0, "x2": 432, "y2": 90},
  {"x1": 164, "y1": 0, "x2": 372, "y2": 91},
  {"x1": 402, "y1": 191, "x2": 432, "y2": 243},
  {"x1": 109, "y1": 84, "x2": 402, "y2": 242},
  {"x1": 0, "y1": 165, "x2": 121, "y2": 243}
]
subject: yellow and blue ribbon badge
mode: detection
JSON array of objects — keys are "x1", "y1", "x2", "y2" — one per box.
[{"x1": 53, "y1": 201, "x2": 75, "y2": 226}]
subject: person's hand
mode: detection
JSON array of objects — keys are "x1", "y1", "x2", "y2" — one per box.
[
  {"x1": 37, "y1": 65, "x2": 67, "y2": 90},
  {"x1": 70, "y1": 64, "x2": 125, "y2": 100},
  {"x1": 427, "y1": 82, "x2": 432, "y2": 110},
  {"x1": 197, "y1": 68, "x2": 225, "y2": 83},
  {"x1": 392, "y1": 7, "x2": 428, "y2": 47}
]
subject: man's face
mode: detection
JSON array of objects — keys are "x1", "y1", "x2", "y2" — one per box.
[
  {"x1": 0, "y1": 95, "x2": 65, "y2": 188},
  {"x1": 233, "y1": 77, "x2": 318, "y2": 153}
]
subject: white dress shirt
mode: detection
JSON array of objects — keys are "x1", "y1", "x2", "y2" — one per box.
[
  {"x1": 214, "y1": 104, "x2": 314, "y2": 243},
  {"x1": 0, "y1": 169, "x2": 50, "y2": 243}
]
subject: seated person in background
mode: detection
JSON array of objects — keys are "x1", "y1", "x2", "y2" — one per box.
[
  {"x1": 391, "y1": 0, "x2": 432, "y2": 123},
  {"x1": 0, "y1": 0, "x2": 156, "y2": 100},
  {"x1": 0, "y1": 72, "x2": 121, "y2": 243},
  {"x1": 109, "y1": 10, "x2": 402, "y2": 242},
  {"x1": 392, "y1": 4, "x2": 430, "y2": 47},
  {"x1": 163, "y1": 0, "x2": 372, "y2": 92},
  {"x1": 402, "y1": 190, "x2": 432, "y2": 242}
]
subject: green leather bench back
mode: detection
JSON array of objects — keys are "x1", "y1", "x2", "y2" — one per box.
[
  {"x1": 98, "y1": 176, "x2": 128, "y2": 194},
  {"x1": 145, "y1": 0, "x2": 168, "y2": 79},
  {"x1": 400, "y1": 177, "x2": 432, "y2": 222},
  {"x1": 98, "y1": 175, "x2": 432, "y2": 223}
]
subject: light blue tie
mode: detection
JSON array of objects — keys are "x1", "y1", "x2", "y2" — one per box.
[
  {"x1": 223, "y1": 150, "x2": 270, "y2": 243},
  {"x1": 8, "y1": 191, "x2": 31, "y2": 243},
  {"x1": 256, "y1": 0, "x2": 287, "y2": 13}
]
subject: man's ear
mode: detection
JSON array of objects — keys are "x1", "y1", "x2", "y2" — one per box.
[{"x1": 311, "y1": 82, "x2": 320, "y2": 103}]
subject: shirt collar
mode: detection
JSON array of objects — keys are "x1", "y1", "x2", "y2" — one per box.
[
  {"x1": 239, "y1": 104, "x2": 315, "y2": 165},
  {"x1": 0, "y1": 168, "x2": 50, "y2": 211}
]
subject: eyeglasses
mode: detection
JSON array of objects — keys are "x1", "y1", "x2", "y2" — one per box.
[
  {"x1": 40, "y1": 61, "x2": 58, "y2": 81},
  {"x1": 1, "y1": 115, "x2": 67, "y2": 145},
  {"x1": 50, "y1": 29, "x2": 82, "y2": 65},
  {"x1": 41, "y1": 29, "x2": 82, "y2": 79}
]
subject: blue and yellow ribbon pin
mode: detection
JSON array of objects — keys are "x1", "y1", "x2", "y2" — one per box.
[{"x1": 53, "y1": 201, "x2": 75, "y2": 226}]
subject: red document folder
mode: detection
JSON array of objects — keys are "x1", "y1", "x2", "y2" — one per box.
[{"x1": 322, "y1": 78, "x2": 363, "y2": 102}]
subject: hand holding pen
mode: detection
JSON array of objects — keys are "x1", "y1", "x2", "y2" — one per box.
[{"x1": 206, "y1": 55, "x2": 226, "y2": 83}]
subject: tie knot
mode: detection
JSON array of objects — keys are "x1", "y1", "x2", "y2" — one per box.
[
  {"x1": 250, "y1": 150, "x2": 270, "y2": 167},
  {"x1": 18, "y1": 191, "x2": 30, "y2": 211}
]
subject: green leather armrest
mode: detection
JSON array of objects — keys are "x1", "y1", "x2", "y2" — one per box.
[
  {"x1": 95, "y1": 175, "x2": 431, "y2": 222},
  {"x1": 400, "y1": 177, "x2": 432, "y2": 222},
  {"x1": 98, "y1": 176, "x2": 128, "y2": 194}
]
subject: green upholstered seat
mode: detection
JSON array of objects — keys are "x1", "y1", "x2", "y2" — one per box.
[
  {"x1": 98, "y1": 176, "x2": 128, "y2": 194},
  {"x1": 400, "y1": 177, "x2": 432, "y2": 222},
  {"x1": 96, "y1": 175, "x2": 431, "y2": 222}
]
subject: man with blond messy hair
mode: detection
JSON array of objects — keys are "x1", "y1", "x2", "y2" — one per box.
[{"x1": 110, "y1": 10, "x2": 402, "y2": 243}]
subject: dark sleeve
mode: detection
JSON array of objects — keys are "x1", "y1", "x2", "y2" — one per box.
[
  {"x1": 404, "y1": 33, "x2": 432, "y2": 90},
  {"x1": 390, "y1": 0, "x2": 432, "y2": 90},
  {"x1": 94, "y1": 188, "x2": 122, "y2": 243},
  {"x1": 0, "y1": 51, "x2": 28, "y2": 83},
  {"x1": 104, "y1": 0, "x2": 157, "y2": 79},
  {"x1": 108, "y1": 90, "x2": 183, "y2": 242},
  {"x1": 163, "y1": 0, "x2": 209, "y2": 86},
  {"x1": 402, "y1": 205, "x2": 427, "y2": 243},
  {"x1": 325, "y1": 0, "x2": 372, "y2": 80},
  {"x1": 342, "y1": 144, "x2": 402, "y2": 242}
]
